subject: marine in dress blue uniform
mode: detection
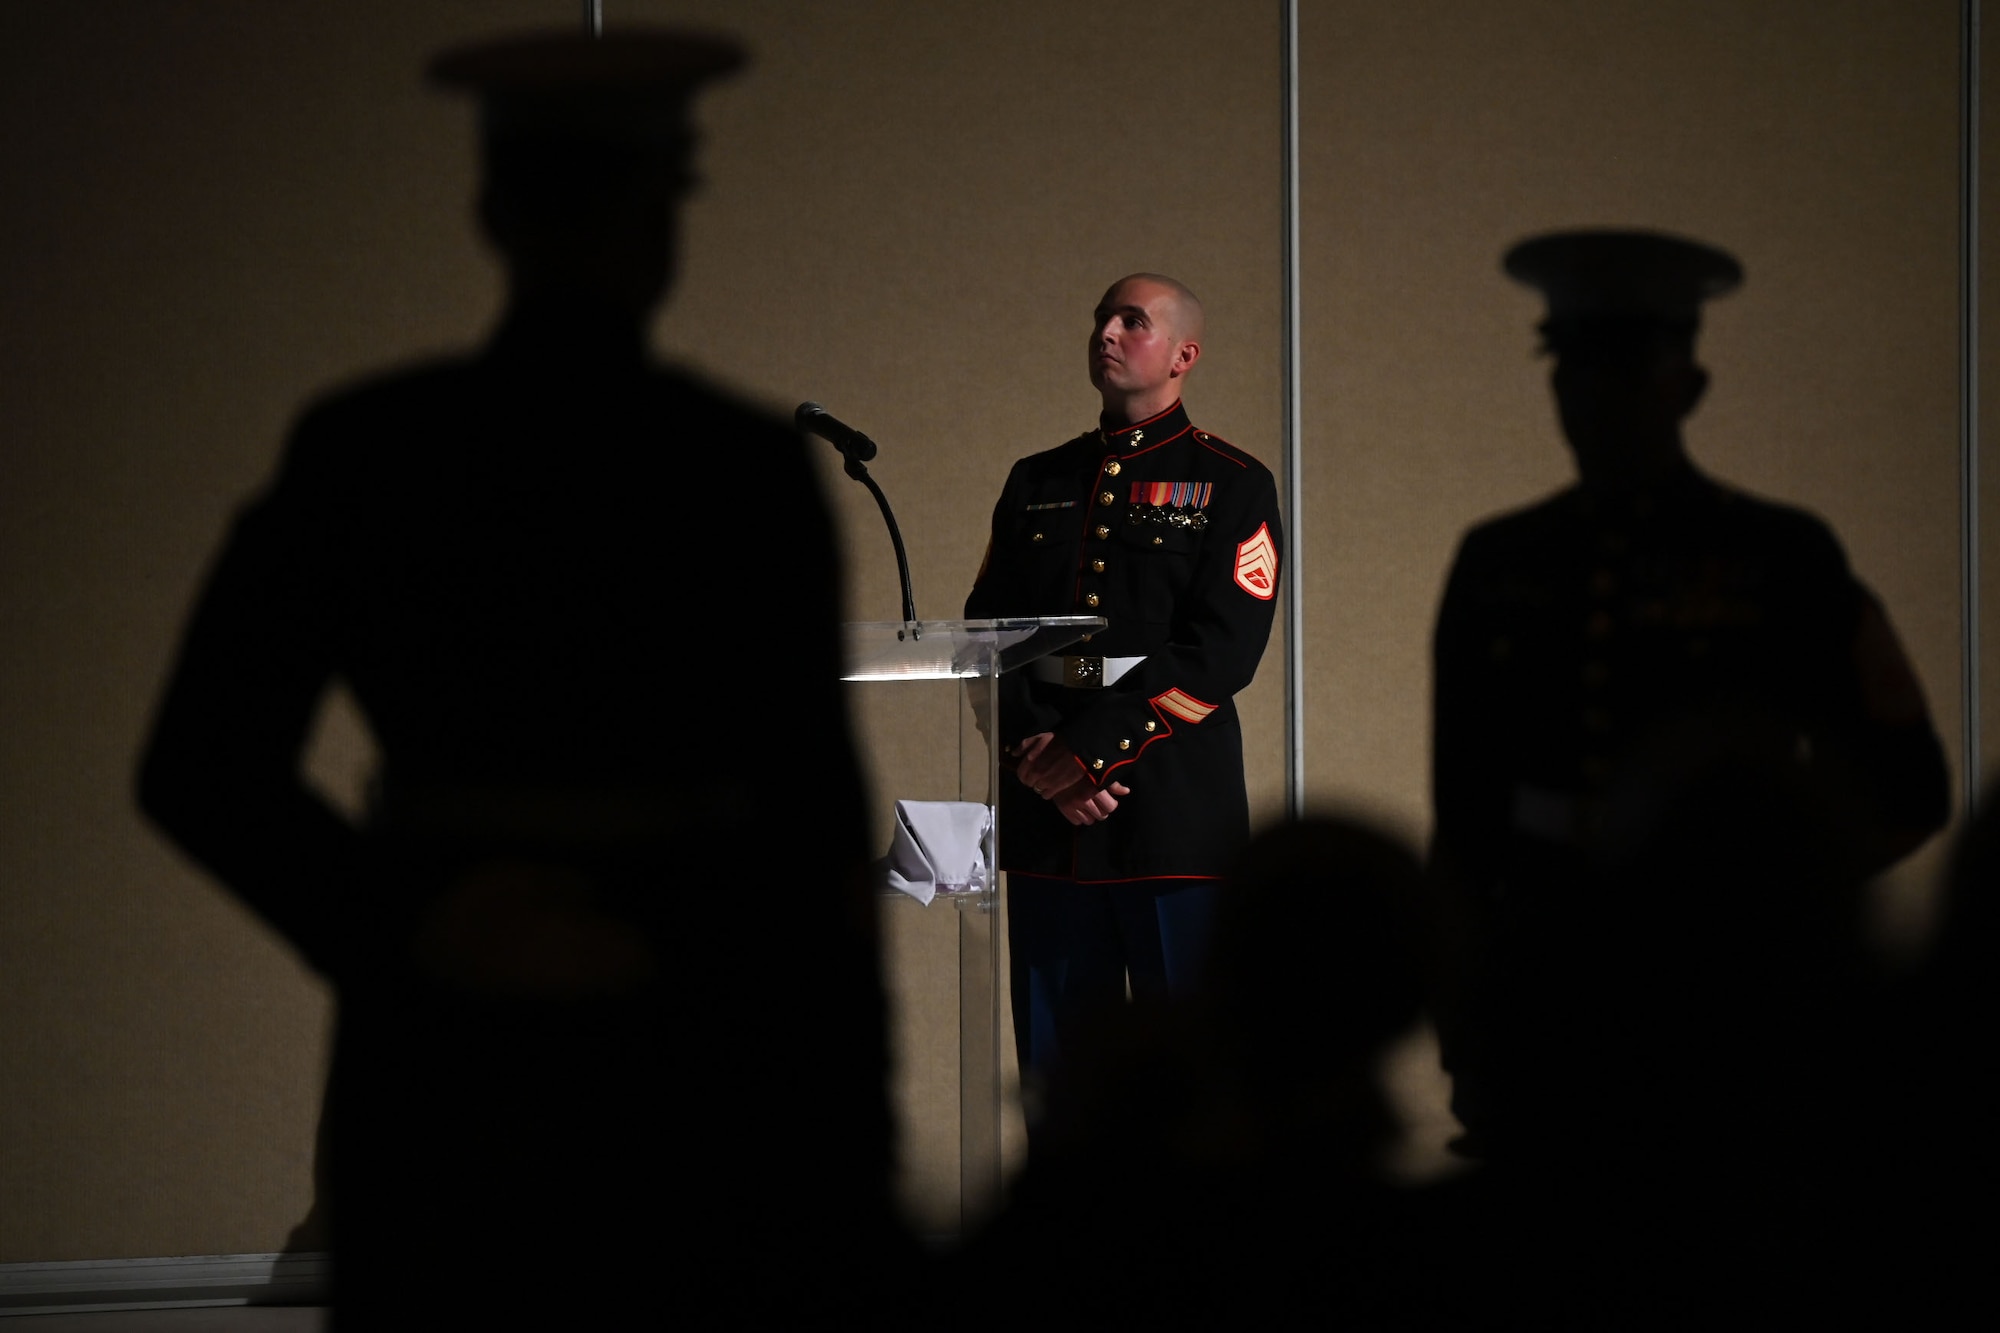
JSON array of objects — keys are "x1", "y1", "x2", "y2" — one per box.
[
  {"x1": 1429, "y1": 230, "x2": 1950, "y2": 1157},
  {"x1": 965, "y1": 275, "x2": 1281, "y2": 1091}
]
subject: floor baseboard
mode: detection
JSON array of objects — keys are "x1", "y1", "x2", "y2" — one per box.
[{"x1": 0, "y1": 1253, "x2": 330, "y2": 1317}]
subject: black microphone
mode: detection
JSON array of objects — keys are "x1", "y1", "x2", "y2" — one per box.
[
  {"x1": 794, "y1": 398, "x2": 916, "y2": 627},
  {"x1": 795, "y1": 402, "x2": 878, "y2": 462}
]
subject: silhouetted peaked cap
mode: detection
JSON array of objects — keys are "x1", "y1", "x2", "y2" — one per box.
[
  {"x1": 1505, "y1": 229, "x2": 1743, "y2": 326},
  {"x1": 428, "y1": 29, "x2": 745, "y2": 141}
]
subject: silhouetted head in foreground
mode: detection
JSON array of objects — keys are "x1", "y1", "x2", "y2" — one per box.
[
  {"x1": 1208, "y1": 817, "x2": 1426, "y2": 1164},
  {"x1": 1927, "y1": 782, "x2": 2000, "y2": 1078},
  {"x1": 1506, "y1": 228, "x2": 1742, "y2": 494},
  {"x1": 430, "y1": 29, "x2": 744, "y2": 320}
]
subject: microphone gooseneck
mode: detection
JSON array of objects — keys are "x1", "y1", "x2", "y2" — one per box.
[{"x1": 796, "y1": 401, "x2": 915, "y2": 630}]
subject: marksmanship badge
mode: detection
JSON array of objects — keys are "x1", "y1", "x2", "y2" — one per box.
[{"x1": 1234, "y1": 523, "x2": 1278, "y2": 600}]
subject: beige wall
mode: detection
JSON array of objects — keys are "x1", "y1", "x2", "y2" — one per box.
[
  {"x1": 0, "y1": 0, "x2": 1280, "y2": 1259},
  {"x1": 1297, "y1": 0, "x2": 1967, "y2": 1154},
  {"x1": 0, "y1": 0, "x2": 1981, "y2": 1262},
  {"x1": 1301, "y1": 0, "x2": 1966, "y2": 909},
  {"x1": 669, "y1": 1, "x2": 1284, "y2": 1230}
]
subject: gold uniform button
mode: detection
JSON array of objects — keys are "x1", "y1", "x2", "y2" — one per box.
[
  {"x1": 1099, "y1": 491, "x2": 1116, "y2": 507},
  {"x1": 1105, "y1": 461, "x2": 1122, "y2": 477},
  {"x1": 1092, "y1": 559, "x2": 1106, "y2": 573},
  {"x1": 1080, "y1": 633, "x2": 1093, "y2": 642},
  {"x1": 1084, "y1": 593, "x2": 1100, "y2": 608},
  {"x1": 1117, "y1": 739, "x2": 1130, "y2": 751},
  {"x1": 1152, "y1": 535, "x2": 1165, "y2": 546},
  {"x1": 1031, "y1": 532, "x2": 1044, "y2": 543},
  {"x1": 1095, "y1": 525, "x2": 1111, "y2": 539},
  {"x1": 1091, "y1": 758, "x2": 1105, "y2": 771},
  {"x1": 1143, "y1": 720, "x2": 1156, "y2": 732}
]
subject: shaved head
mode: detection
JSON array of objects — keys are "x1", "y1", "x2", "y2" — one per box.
[
  {"x1": 1106, "y1": 273, "x2": 1206, "y2": 343},
  {"x1": 1090, "y1": 274, "x2": 1205, "y2": 420}
]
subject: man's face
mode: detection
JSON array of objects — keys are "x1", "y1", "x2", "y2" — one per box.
[{"x1": 1088, "y1": 280, "x2": 1186, "y2": 398}]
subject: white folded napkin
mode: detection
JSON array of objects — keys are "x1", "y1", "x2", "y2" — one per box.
[{"x1": 882, "y1": 800, "x2": 991, "y2": 905}]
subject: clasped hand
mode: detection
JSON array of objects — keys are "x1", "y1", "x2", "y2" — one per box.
[{"x1": 1013, "y1": 732, "x2": 1130, "y2": 826}]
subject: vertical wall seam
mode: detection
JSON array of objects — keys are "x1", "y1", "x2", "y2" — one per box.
[
  {"x1": 1281, "y1": 0, "x2": 1306, "y2": 819},
  {"x1": 1964, "y1": 0, "x2": 1983, "y2": 816}
]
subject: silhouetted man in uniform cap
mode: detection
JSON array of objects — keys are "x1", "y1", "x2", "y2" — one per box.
[
  {"x1": 138, "y1": 28, "x2": 895, "y2": 1327},
  {"x1": 1428, "y1": 228, "x2": 1949, "y2": 1160}
]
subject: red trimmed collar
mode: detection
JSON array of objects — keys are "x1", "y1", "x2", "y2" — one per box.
[{"x1": 1096, "y1": 399, "x2": 1191, "y2": 449}]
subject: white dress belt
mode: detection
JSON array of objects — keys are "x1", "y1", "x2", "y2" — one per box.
[{"x1": 1027, "y1": 654, "x2": 1147, "y2": 688}]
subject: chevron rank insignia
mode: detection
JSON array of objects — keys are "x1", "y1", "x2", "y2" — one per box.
[
  {"x1": 1154, "y1": 688, "x2": 1218, "y2": 724},
  {"x1": 1234, "y1": 523, "x2": 1278, "y2": 599}
]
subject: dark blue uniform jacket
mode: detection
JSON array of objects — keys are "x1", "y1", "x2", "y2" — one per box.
[{"x1": 966, "y1": 400, "x2": 1281, "y2": 883}]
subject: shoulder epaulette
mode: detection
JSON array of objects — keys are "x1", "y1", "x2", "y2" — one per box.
[{"x1": 1186, "y1": 427, "x2": 1265, "y2": 471}]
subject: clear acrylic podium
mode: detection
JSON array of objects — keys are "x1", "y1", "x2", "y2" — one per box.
[{"x1": 842, "y1": 616, "x2": 1103, "y2": 1229}]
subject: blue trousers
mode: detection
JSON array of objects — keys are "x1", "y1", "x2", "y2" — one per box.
[{"x1": 1008, "y1": 876, "x2": 1219, "y2": 1081}]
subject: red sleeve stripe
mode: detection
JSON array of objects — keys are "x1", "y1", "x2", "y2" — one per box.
[{"x1": 1153, "y1": 687, "x2": 1217, "y2": 724}]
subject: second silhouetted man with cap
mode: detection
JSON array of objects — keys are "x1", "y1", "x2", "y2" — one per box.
[{"x1": 1428, "y1": 228, "x2": 1949, "y2": 1160}]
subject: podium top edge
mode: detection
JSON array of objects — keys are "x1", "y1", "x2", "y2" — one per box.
[{"x1": 841, "y1": 617, "x2": 1105, "y2": 632}]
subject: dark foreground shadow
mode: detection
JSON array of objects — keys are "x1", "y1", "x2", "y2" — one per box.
[{"x1": 138, "y1": 28, "x2": 902, "y2": 1330}]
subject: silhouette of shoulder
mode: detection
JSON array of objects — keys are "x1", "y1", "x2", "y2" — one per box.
[
  {"x1": 1453, "y1": 475, "x2": 1851, "y2": 578},
  {"x1": 1010, "y1": 429, "x2": 1105, "y2": 471},
  {"x1": 272, "y1": 356, "x2": 802, "y2": 492}
]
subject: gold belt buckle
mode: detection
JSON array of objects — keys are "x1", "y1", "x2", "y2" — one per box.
[{"x1": 1063, "y1": 655, "x2": 1105, "y2": 688}]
